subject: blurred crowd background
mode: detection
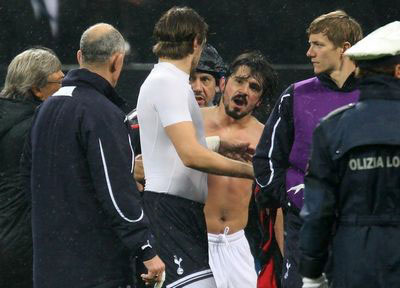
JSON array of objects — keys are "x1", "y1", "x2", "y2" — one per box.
[{"x1": 1, "y1": 0, "x2": 399, "y2": 120}]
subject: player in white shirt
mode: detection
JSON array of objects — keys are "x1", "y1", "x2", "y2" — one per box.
[{"x1": 137, "y1": 7, "x2": 254, "y2": 288}]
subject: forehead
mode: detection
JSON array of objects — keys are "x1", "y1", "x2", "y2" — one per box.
[
  {"x1": 308, "y1": 32, "x2": 334, "y2": 45},
  {"x1": 47, "y1": 70, "x2": 64, "y2": 80},
  {"x1": 192, "y1": 71, "x2": 214, "y2": 78},
  {"x1": 231, "y1": 65, "x2": 262, "y2": 85}
]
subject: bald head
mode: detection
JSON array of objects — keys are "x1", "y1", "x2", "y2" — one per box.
[{"x1": 79, "y1": 23, "x2": 125, "y2": 65}]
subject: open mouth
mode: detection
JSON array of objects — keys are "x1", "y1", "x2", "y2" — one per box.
[
  {"x1": 195, "y1": 95, "x2": 206, "y2": 106},
  {"x1": 232, "y1": 95, "x2": 247, "y2": 107}
]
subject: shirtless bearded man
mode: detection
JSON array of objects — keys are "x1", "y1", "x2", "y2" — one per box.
[{"x1": 202, "y1": 51, "x2": 278, "y2": 288}]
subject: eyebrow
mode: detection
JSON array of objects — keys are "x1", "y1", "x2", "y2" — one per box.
[
  {"x1": 234, "y1": 74, "x2": 250, "y2": 80},
  {"x1": 234, "y1": 74, "x2": 262, "y2": 86}
]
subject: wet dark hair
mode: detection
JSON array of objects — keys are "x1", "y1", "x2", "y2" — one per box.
[
  {"x1": 153, "y1": 6, "x2": 208, "y2": 59},
  {"x1": 227, "y1": 51, "x2": 278, "y2": 114}
]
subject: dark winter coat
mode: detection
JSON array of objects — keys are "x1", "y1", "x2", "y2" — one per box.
[
  {"x1": 25, "y1": 69, "x2": 156, "y2": 288},
  {"x1": 299, "y1": 75, "x2": 400, "y2": 287},
  {"x1": 0, "y1": 95, "x2": 41, "y2": 287}
]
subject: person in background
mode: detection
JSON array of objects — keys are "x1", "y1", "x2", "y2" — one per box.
[
  {"x1": 137, "y1": 6, "x2": 254, "y2": 287},
  {"x1": 190, "y1": 43, "x2": 227, "y2": 107},
  {"x1": 0, "y1": 47, "x2": 63, "y2": 288},
  {"x1": 25, "y1": 23, "x2": 164, "y2": 288},
  {"x1": 299, "y1": 21, "x2": 400, "y2": 288},
  {"x1": 203, "y1": 51, "x2": 278, "y2": 288},
  {"x1": 253, "y1": 10, "x2": 363, "y2": 287}
]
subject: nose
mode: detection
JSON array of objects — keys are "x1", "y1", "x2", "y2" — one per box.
[
  {"x1": 238, "y1": 82, "x2": 250, "y2": 95},
  {"x1": 306, "y1": 46, "x2": 314, "y2": 58},
  {"x1": 191, "y1": 78, "x2": 202, "y2": 93}
]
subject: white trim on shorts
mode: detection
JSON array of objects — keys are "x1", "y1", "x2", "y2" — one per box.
[{"x1": 166, "y1": 269, "x2": 214, "y2": 288}]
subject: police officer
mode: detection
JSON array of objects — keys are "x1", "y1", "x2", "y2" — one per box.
[{"x1": 299, "y1": 21, "x2": 400, "y2": 288}]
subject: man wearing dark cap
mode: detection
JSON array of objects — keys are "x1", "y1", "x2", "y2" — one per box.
[
  {"x1": 299, "y1": 21, "x2": 400, "y2": 288},
  {"x1": 190, "y1": 44, "x2": 227, "y2": 107}
]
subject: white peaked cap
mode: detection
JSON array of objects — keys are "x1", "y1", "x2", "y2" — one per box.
[{"x1": 345, "y1": 21, "x2": 400, "y2": 60}]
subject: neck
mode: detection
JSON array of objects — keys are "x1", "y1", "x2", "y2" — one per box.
[
  {"x1": 215, "y1": 104, "x2": 252, "y2": 127},
  {"x1": 80, "y1": 64, "x2": 115, "y2": 87},
  {"x1": 159, "y1": 56, "x2": 193, "y2": 75},
  {"x1": 329, "y1": 58, "x2": 356, "y2": 88}
]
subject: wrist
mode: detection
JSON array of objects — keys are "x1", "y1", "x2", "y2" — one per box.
[
  {"x1": 302, "y1": 274, "x2": 328, "y2": 288},
  {"x1": 205, "y1": 136, "x2": 220, "y2": 152}
]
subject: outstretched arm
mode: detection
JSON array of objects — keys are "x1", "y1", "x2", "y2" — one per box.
[{"x1": 165, "y1": 121, "x2": 254, "y2": 179}]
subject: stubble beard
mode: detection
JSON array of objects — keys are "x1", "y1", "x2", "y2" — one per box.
[{"x1": 224, "y1": 102, "x2": 249, "y2": 120}]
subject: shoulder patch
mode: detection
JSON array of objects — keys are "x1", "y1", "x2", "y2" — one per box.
[
  {"x1": 52, "y1": 86, "x2": 76, "y2": 97},
  {"x1": 323, "y1": 103, "x2": 356, "y2": 121}
]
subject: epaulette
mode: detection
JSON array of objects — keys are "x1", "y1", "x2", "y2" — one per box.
[{"x1": 322, "y1": 102, "x2": 356, "y2": 121}]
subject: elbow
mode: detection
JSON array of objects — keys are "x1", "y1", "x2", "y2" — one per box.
[
  {"x1": 181, "y1": 154, "x2": 198, "y2": 169},
  {"x1": 177, "y1": 143, "x2": 209, "y2": 169}
]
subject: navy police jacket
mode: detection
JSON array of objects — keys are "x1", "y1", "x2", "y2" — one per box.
[
  {"x1": 299, "y1": 75, "x2": 400, "y2": 287},
  {"x1": 25, "y1": 69, "x2": 156, "y2": 288}
]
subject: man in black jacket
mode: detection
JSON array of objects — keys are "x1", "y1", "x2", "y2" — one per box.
[
  {"x1": 25, "y1": 23, "x2": 164, "y2": 288},
  {"x1": 253, "y1": 11, "x2": 362, "y2": 288},
  {"x1": 299, "y1": 21, "x2": 400, "y2": 288},
  {"x1": 0, "y1": 47, "x2": 63, "y2": 288}
]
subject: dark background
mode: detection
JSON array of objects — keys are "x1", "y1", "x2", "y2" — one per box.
[{"x1": 1, "y1": 0, "x2": 399, "y2": 121}]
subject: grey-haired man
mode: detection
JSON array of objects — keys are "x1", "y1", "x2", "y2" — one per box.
[{"x1": 27, "y1": 23, "x2": 164, "y2": 288}]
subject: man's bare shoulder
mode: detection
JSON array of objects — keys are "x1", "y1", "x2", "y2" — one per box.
[
  {"x1": 200, "y1": 106, "x2": 216, "y2": 116},
  {"x1": 247, "y1": 115, "x2": 265, "y2": 136},
  {"x1": 201, "y1": 106, "x2": 218, "y2": 127}
]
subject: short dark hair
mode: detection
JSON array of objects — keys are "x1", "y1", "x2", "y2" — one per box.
[
  {"x1": 307, "y1": 10, "x2": 363, "y2": 47},
  {"x1": 357, "y1": 55, "x2": 400, "y2": 77},
  {"x1": 153, "y1": 6, "x2": 208, "y2": 59},
  {"x1": 227, "y1": 51, "x2": 278, "y2": 111}
]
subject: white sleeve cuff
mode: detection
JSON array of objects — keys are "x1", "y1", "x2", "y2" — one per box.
[{"x1": 205, "y1": 136, "x2": 220, "y2": 152}]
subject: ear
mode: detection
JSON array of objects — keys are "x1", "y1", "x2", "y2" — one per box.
[
  {"x1": 219, "y1": 76, "x2": 226, "y2": 92},
  {"x1": 109, "y1": 53, "x2": 123, "y2": 73},
  {"x1": 395, "y1": 64, "x2": 400, "y2": 79},
  {"x1": 192, "y1": 36, "x2": 205, "y2": 54},
  {"x1": 255, "y1": 99, "x2": 262, "y2": 108},
  {"x1": 341, "y1": 42, "x2": 351, "y2": 54},
  {"x1": 77, "y1": 50, "x2": 83, "y2": 66},
  {"x1": 109, "y1": 53, "x2": 125, "y2": 87},
  {"x1": 31, "y1": 87, "x2": 44, "y2": 100},
  {"x1": 111, "y1": 53, "x2": 124, "y2": 73},
  {"x1": 193, "y1": 37, "x2": 201, "y2": 49}
]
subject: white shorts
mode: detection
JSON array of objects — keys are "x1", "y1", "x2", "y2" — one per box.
[{"x1": 208, "y1": 228, "x2": 258, "y2": 288}]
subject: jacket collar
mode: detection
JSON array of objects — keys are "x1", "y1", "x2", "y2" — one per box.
[
  {"x1": 359, "y1": 74, "x2": 400, "y2": 101},
  {"x1": 62, "y1": 68, "x2": 126, "y2": 108},
  {"x1": 317, "y1": 72, "x2": 359, "y2": 92}
]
